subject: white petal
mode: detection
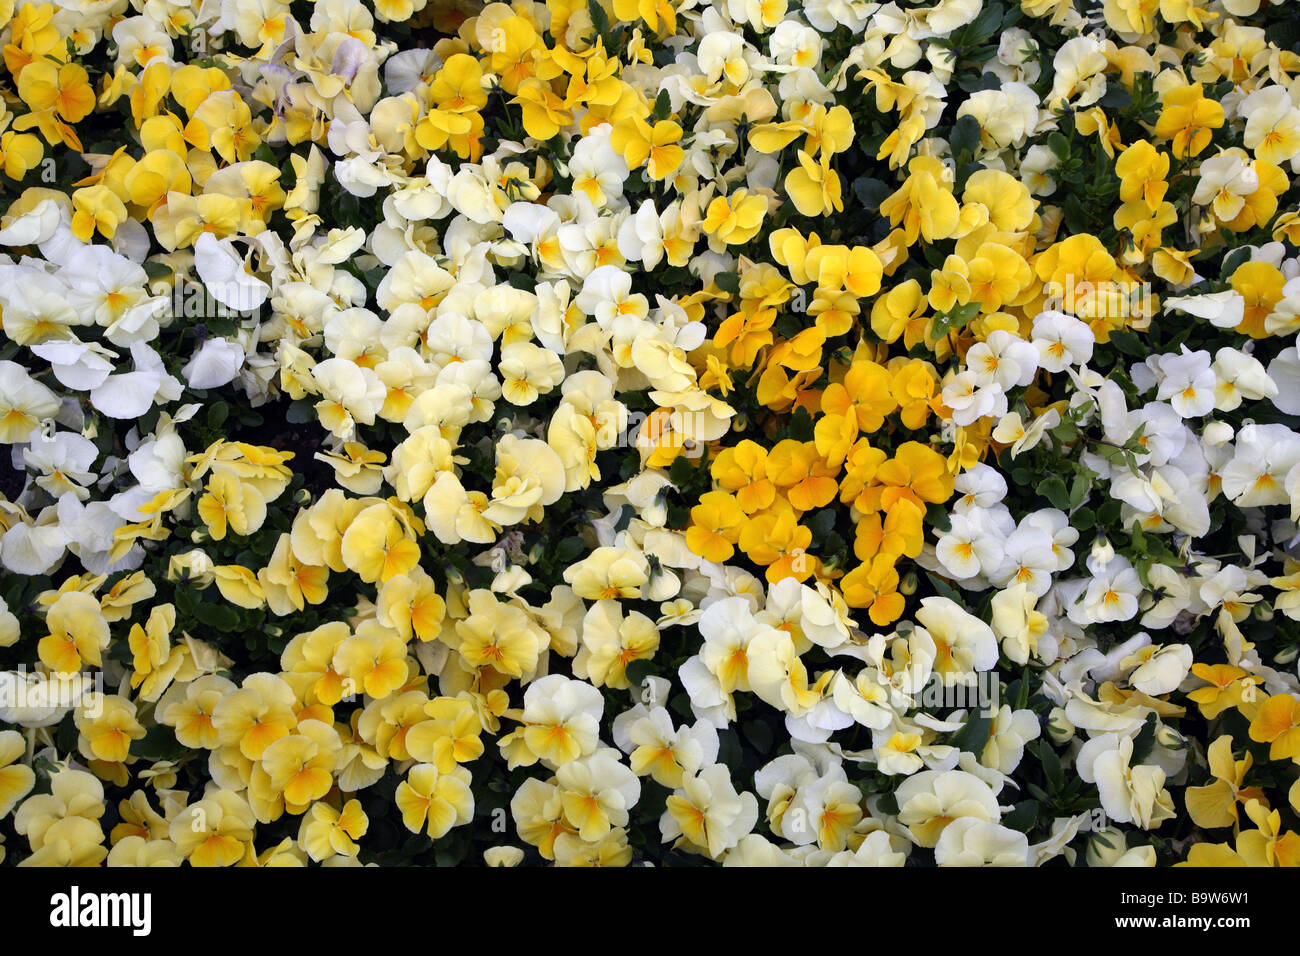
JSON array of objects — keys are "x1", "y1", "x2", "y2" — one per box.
[
  {"x1": 1268, "y1": 348, "x2": 1300, "y2": 415},
  {"x1": 90, "y1": 371, "x2": 161, "y2": 419},
  {"x1": 182, "y1": 338, "x2": 246, "y2": 390}
]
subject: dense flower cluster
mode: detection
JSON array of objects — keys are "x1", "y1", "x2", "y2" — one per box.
[{"x1": 1, "y1": 0, "x2": 1299, "y2": 868}]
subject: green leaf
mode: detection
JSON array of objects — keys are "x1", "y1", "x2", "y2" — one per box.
[
  {"x1": 652, "y1": 88, "x2": 672, "y2": 121},
  {"x1": 134, "y1": 724, "x2": 184, "y2": 761},
  {"x1": 742, "y1": 719, "x2": 774, "y2": 754},
  {"x1": 852, "y1": 177, "x2": 891, "y2": 211},
  {"x1": 1097, "y1": 497, "x2": 1121, "y2": 527},
  {"x1": 668, "y1": 454, "x2": 699, "y2": 486},
  {"x1": 206, "y1": 402, "x2": 229, "y2": 430},
  {"x1": 143, "y1": 261, "x2": 173, "y2": 281},
  {"x1": 931, "y1": 300, "x2": 981, "y2": 337},
  {"x1": 948, "y1": 708, "x2": 994, "y2": 754},
  {"x1": 808, "y1": 509, "x2": 836, "y2": 538},
  {"x1": 1068, "y1": 472, "x2": 1091, "y2": 509},
  {"x1": 1109, "y1": 330, "x2": 1144, "y2": 356},
  {"x1": 1002, "y1": 799, "x2": 1039, "y2": 833},
  {"x1": 1041, "y1": 476, "x2": 1071, "y2": 511},
  {"x1": 1130, "y1": 714, "x2": 1158, "y2": 765},
  {"x1": 925, "y1": 501, "x2": 951, "y2": 533},
  {"x1": 964, "y1": 0, "x2": 1003, "y2": 44},
  {"x1": 1037, "y1": 740, "x2": 1064, "y2": 791},
  {"x1": 625, "y1": 658, "x2": 655, "y2": 686},
  {"x1": 713, "y1": 270, "x2": 740, "y2": 294},
  {"x1": 587, "y1": 0, "x2": 610, "y2": 39},
  {"x1": 926, "y1": 572, "x2": 963, "y2": 604},
  {"x1": 1099, "y1": 79, "x2": 1131, "y2": 110},
  {"x1": 785, "y1": 405, "x2": 815, "y2": 442},
  {"x1": 950, "y1": 114, "x2": 982, "y2": 156},
  {"x1": 554, "y1": 536, "x2": 584, "y2": 564},
  {"x1": 1221, "y1": 246, "x2": 1251, "y2": 278},
  {"x1": 194, "y1": 599, "x2": 240, "y2": 631},
  {"x1": 1051, "y1": 418, "x2": 1078, "y2": 443}
]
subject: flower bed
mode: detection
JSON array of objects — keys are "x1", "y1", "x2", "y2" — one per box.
[{"x1": 1, "y1": 0, "x2": 1299, "y2": 867}]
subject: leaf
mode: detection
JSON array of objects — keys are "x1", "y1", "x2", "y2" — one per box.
[
  {"x1": 1130, "y1": 714, "x2": 1158, "y2": 765},
  {"x1": 717, "y1": 728, "x2": 743, "y2": 774},
  {"x1": 1050, "y1": 418, "x2": 1078, "y2": 443},
  {"x1": 1002, "y1": 800, "x2": 1040, "y2": 833},
  {"x1": 1096, "y1": 498, "x2": 1122, "y2": 527},
  {"x1": 1221, "y1": 246, "x2": 1251, "y2": 278},
  {"x1": 134, "y1": 724, "x2": 184, "y2": 761},
  {"x1": 950, "y1": 114, "x2": 982, "y2": 156},
  {"x1": 625, "y1": 659, "x2": 655, "y2": 686},
  {"x1": 925, "y1": 501, "x2": 951, "y2": 533},
  {"x1": 668, "y1": 454, "x2": 698, "y2": 486},
  {"x1": 1109, "y1": 330, "x2": 1144, "y2": 356},
  {"x1": 1041, "y1": 476, "x2": 1071, "y2": 511},
  {"x1": 587, "y1": 0, "x2": 610, "y2": 39},
  {"x1": 926, "y1": 572, "x2": 963, "y2": 604},
  {"x1": 1068, "y1": 472, "x2": 1091, "y2": 509},
  {"x1": 852, "y1": 177, "x2": 891, "y2": 211},
  {"x1": 206, "y1": 402, "x2": 229, "y2": 430},
  {"x1": 1099, "y1": 80, "x2": 1131, "y2": 109},
  {"x1": 713, "y1": 270, "x2": 740, "y2": 294},
  {"x1": 931, "y1": 300, "x2": 981, "y2": 337},
  {"x1": 1015, "y1": 670, "x2": 1030, "y2": 710},
  {"x1": 964, "y1": 0, "x2": 1003, "y2": 44},
  {"x1": 808, "y1": 508, "x2": 836, "y2": 538},
  {"x1": 143, "y1": 261, "x2": 173, "y2": 281},
  {"x1": 554, "y1": 536, "x2": 584, "y2": 564},
  {"x1": 742, "y1": 719, "x2": 773, "y2": 754},
  {"x1": 652, "y1": 88, "x2": 672, "y2": 121},
  {"x1": 948, "y1": 708, "x2": 994, "y2": 754},
  {"x1": 194, "y1": 599, "x2": 240, "y2": 630},
  {"x1": 613, "y1": 504, "x2": 634, "y2": 532},
  {"x1": 785, "y1": 405, "x2": 815, "y2": 442},
  {"x1": 1036, "y1": 740, "x2": 1064, "y2": 792}
]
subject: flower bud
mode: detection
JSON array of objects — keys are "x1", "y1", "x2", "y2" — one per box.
[
  {"x1": 1047, "y1": 706, "x2": 1075, "y2": 744},
  {"x1": 1086, "y1": 827, "x2": 1128, "y2": 867},
  {"x1": 1202, "y1": 421, "x2": 1234, "y2": 446},
  {"x1": 1156, "y1": 724, "x2": 1184, "y2": 750},
  {"x1": 484, "y1": 847, "x2": 524, "y2": 867}
]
